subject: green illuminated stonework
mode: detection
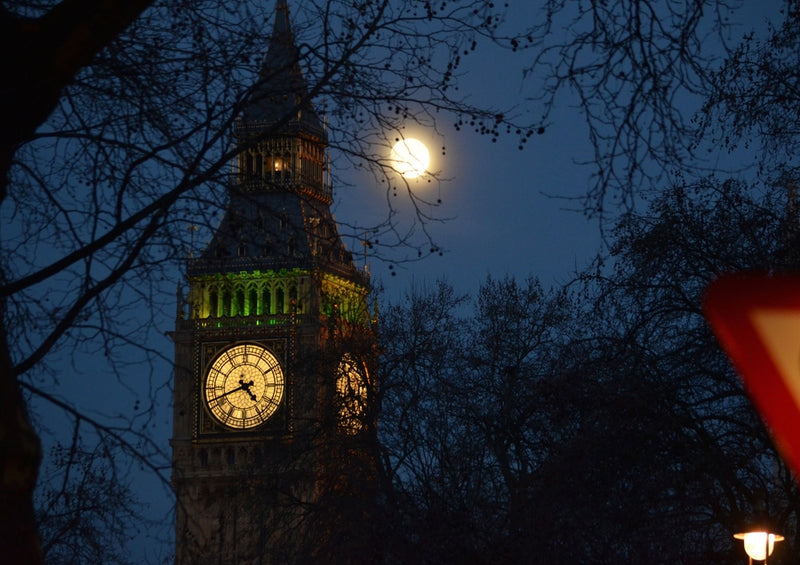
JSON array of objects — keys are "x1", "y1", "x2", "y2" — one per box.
[
  {"x1": 188, "y1": 268, "x2": 312, "y2": 319},
  {"x1": 182, "y1": 267, "x2": 370, "y2": 326}
]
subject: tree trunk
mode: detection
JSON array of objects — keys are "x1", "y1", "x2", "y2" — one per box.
[{"x1": 0, "y1": 301, "x2": 42, "y2": 563}]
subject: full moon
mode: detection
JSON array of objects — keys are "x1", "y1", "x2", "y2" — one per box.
[{"x1": 391, "y1": 138, "x2": 430, "y2": 178}]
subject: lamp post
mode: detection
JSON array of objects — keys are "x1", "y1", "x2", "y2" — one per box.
[{"x1": 733, "y1": 530, "x2": 784, "y2": 563}]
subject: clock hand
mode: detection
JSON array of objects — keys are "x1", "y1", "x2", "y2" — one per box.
[
  {"x1": 213, "y1": 379, "x2": 257, "y2": 401},
  {"x1": 217, "y1": 384, "x2": 246, "y2": 399},
  {"x1": 217, "y1": 378, "x2": 253, "y2": 399},
  {"x1": 239, "y1": 378, "x2": 257, "y2": 401}
]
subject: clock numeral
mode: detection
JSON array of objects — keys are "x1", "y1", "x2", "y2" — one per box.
[{"x1": 223, "y1": 405, "x2": 235, "y2": 422}]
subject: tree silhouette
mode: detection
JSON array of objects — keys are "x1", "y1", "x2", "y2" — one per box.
[
  {"x1": 1, "y1": 1, "x2": 533, "y2": 561},
  {"x1": 521, "y1": 1, "x2": 788, "y2": 215},
  {"x1": 5, "y1": 1, "x2": 798, "y2": 561},
  {"x1": 376, "y1": 179, "x2": 800, "y2": 563}
]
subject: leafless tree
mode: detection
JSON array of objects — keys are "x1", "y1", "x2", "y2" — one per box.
[
  {"x1": 376, "y1": 178, "x2": 800, "y2": 563},
  {"x1": 35, "y1": 436, "x2": 148, "y2": 565},
  {"x1": 701, "y1": 3, "x2": 800, "y2": 173},
  {"x1": 0, "y1": 1, "x2": 535, "y2": 561},
  {"x1": 520, "y1": 0, "x2": 788, "y2": 215}
]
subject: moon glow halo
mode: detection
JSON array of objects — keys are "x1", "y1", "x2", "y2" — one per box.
[{"x1": 391, "y1": 138, "x2": 430, "y2": 178}]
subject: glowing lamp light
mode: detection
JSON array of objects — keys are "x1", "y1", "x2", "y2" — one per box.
[{"x1": 733, "y1": 531, "x2": 784, "y2": 562}]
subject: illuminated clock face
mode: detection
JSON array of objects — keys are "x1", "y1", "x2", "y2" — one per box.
[
  {"x1": 335, "y1": 354, "x2": 368, "y2": 434},
  {"x1": 204, "y1": 343, "x2": 284, "y2": 429}
]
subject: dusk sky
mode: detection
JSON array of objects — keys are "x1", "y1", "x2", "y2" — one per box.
[
  {"x1": 336, "y1": 4, "x2": 601, "y2": 298},
  {"x1": 131, "y1": 3, "x2": 786, "y2": 554},
  {"x1": 22, "y1": 1, "x2": 790, "y2": 562},
  {"x1": 331, "y1": 1, "x2": 784, "y2": 300}
]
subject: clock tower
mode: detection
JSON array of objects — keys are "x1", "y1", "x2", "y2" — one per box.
[{"x1": 171, "y1": 2, "x2": 378, "y2": 563}]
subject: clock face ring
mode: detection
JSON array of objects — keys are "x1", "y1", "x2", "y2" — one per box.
[{"x1": 204, "y1": 343, "x2": 284, "y2": 429}]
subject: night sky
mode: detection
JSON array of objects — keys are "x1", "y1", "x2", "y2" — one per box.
[
  {"x1": 143, "y1": 2, "x2": 785, "y2": 555},
  {"x1": 332, "y1": 1, "x2": 783, "y2": 300},
  {"x1": 336, "y1": 57, "x2": 600, "y2": 297},
  {"x1": 27, "y1": 1, "x2": 787, "y2": 562}
]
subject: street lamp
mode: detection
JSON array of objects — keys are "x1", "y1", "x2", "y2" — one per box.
[{"x1": 733, "y1": 530, "x2": 784, "y2": 563}]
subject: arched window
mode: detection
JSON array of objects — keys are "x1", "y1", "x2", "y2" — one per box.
[
  {"x1": 245, "y1": 153, "x2": 254, "y2": 176},
  {"x1": 221, "y1": 288, "x2": 231, "y2": 317},
  {"x1": 249, "y1": 287, "x2": 259, "y2": 316},
  {"x1": 288, "y1": 284, "x2": 297, "y2": 307},
  {"x1": 235, "y1": 288, "x2": 245, "y2": 316},
  {"x1": 208, "y1": 289, "x2": 218, "y2": 318},
  {"x1": 264, "y1": 288, "x2": 272, "y2": 314},
  {"x1": 283, "y1": 152, "x2": 292, "y2": 178},
  {"x1": 276, "y1": 286, "x2": 285, "y2": 314}
]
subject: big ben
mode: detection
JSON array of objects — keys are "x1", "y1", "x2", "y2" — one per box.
[{"x1": 170, "y1": 2, "x2": 378, "y2": 563}]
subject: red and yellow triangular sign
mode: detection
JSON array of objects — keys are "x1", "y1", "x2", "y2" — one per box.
[{"x1": 704, "y1": 272, "x2": 800, "y2": 478}]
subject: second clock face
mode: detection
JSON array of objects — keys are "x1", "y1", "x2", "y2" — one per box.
[
  {"x1": 204, "y1": 343, "x2": 284, "y2": 429},
  {"x1": 336, "y1": 354, "x2": 368, "y2": 434}
]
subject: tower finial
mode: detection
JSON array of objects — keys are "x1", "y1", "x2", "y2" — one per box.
[{"x1": 237, "y1": 0, "x2": 325, "y2": 140}]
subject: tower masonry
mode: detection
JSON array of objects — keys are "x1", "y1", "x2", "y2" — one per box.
[{"x1": 171, "y1": 3, "x2": 378, "y2": 563}]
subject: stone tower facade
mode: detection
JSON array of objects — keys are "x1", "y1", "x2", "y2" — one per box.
[{"x1": 171, "y1": 3, "x2": 378, "y2": 563}]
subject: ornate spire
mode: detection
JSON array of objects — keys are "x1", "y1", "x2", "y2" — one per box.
[
  {"x1": 188, "y1": 0, "x2": 360, "y2": 283},
  {"x1": 238, "y1": 0, "x2": 325, "y2": 141}
]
